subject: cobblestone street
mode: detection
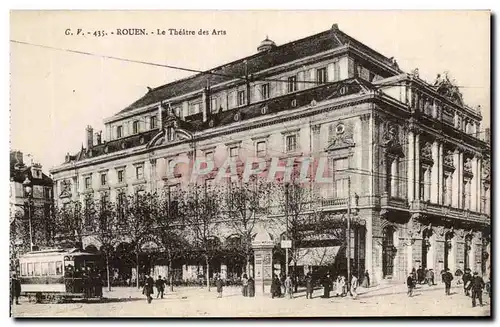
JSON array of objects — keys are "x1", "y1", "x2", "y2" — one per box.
[{"x1": 11, "y1": 282, "x2": 490, "y2": 317}]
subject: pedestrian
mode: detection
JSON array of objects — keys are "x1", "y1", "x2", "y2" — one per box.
[
  {"x1": 248, "y1": 276, "x2": 255, "y2": 297},
  {"x1": 340, "y1": 275, "x2": 347, "y2": 296},
  {"x1": 362, "y1": 270, "x2": 370, "y2": 288},
  {"x1": 155, "y1": 275, "x2": 165, "y2": 299},
  {"x1": 429, "y1": 269, "x2": 435, "y2": 285},
  {"x1": 462, "y1": 268, "x2": 472, "y2": 296},
  {"x1": 417, "y1": 266, "x2": 424, "y2": 284},
  {"x1": 335, "y1": 275, "x2": 344, "y2": 297},
  {"x1": 10, "y1": 273, "x2": 21, "y2": 305},
  {"x1": 280, "y1": 273, "x2": 286, "y2": 297},
  {"x1": 143, "y1": 273, "x2": 155, "y2": 304},
  {"x1": 424, "y1": 269, "x2": 430, "y2": 285},
  {"x1": 242, "y1": 273, "x2": 249, "y2": 297},
  {"x1": 284, "y1": 275, "x2": 293, "y2": 299},
  {"x1": 467, "y1": 272, "x2": 484, "y2": 307},
  {"x1": 442, "y1": 268, "x2": 454, "y2": 296},
  {"x1": 271, "y1": 274, "x2": 280, "y2": 299},
  {"x1": 322, "y1": 273, "x2": 332, "y2": 298},
  {"x1": 293, "y1": 273, "x2": 299, "y2": 293},
  {"x1": 305, "y1": 273, "x2": 313, "y2": 299},
  {"x1": 411, "y1": 267, "x2": 417, "y2": 283},
  {"x1": 350, "y1": 275, "x2": 358, "y2": 299},
  {"x1": 455, "y1": 268, "x2": 464, "y2": 285},
  {"x1": 215, "y1": 274, "x2": 224, "y2": 298},
  {"x1": 407, "y1": 273, "x2": 415, "y2": 297}
]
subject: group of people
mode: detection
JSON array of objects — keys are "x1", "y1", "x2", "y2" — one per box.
[
  {"x1": 461, "y1": 268, "x2": 486, "y2": 307},
  {"x1": 271, "y1": 274, "x2": 294, "y2": 299},
  {"x1": 320, "y1": 273, "x2": 361, "y2": 299},
  {"x1": 406, "y1": 266, "x2": 488, "y2": 308},
  {"x1": 142, "y1": 274, "x2": 168, "y2": 304},
  {"x1": 216, "y1": 273, "x2": 256, "y2": 298}
]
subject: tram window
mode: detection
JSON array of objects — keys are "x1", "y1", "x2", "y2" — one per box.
[
  {"x1": 48, "y1": 262, "x2": 56, "y2": 275},
  {"x1": 27, "y1": 263, "x2": 34, "y2": 276},
  {"x1": 41, "y1": 262, "x2": 49, "y2": 276},
  {"x1": 56, "y1": 261, "x2": 63, "y2": 275},
  {"x1": 21, "y1": 263, "x2": 27, "y2": 276},
  {"x1": 34, "y1": 262, "x2": 41, "y2": 276}
]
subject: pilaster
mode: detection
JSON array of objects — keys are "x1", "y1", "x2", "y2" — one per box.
[{"x1": 407, "y1": 130, "x2": 415, "y2": 202}]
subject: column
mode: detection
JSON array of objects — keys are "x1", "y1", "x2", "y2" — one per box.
[
  {"x1": 430, "y1": 141, "x2": 439, "y2": 203},
  {"x1": 369, "y1": 115, "x2": 374, "y2": 198},
  {"x1": 452, "y1": 150, "x2": 460, "y2": 207},
  {"x1": 327, "y1": 63, "x2": 335, "y2": 82},
  {"x1": 449, "y1": 235, "x2": 457, "y2": 272},
  {"x1": 459, "y1": 152, "x2": 464, "y2": 208},
  {"x1": 365, "y1": 212, "x2": 373, "y2": 284},
  {"x1": 415, "y1": 134, "x2": 420, "y2": 199},
  {"x1": 427, "y1": 233, "x2": 436, "y2": 269},
  {"x1": 471, "y1": 157, "x2": 478, "y2": 211},
  {"x1": 476, "y1": 158, "x2": 482, "y2": 212},
  {"x1": 297, "y1": 71, "x2": 305, "y2": 91},
  {"x1": 407, "y1": 131, "x2": 415, "y2": 202},
  {"x1": 438, "y1": 143, "x2": 444, "y2": 204},
  {"x1": 391, "y1": 159, "x2": 397, "y2": 197}
]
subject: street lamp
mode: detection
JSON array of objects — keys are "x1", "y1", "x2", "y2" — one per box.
[{"x1": 22, "y1": 176, "x2": 34, "y2": 252}]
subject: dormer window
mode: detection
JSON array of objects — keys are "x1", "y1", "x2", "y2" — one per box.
[
  {"x1": 133, "y1": 121, "x2": 140, "y2": 134},
  {"x1": 316, "y1": 68, "x2": 327, "y2": 84},
  {"x1": 287, "y1": 76, "x2": 297, "y2": 93},
  {"x1": 117, "y1": 125, "x2": 123, "y2": 138}
]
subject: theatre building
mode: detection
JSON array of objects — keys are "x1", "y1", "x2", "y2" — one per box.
[{"x1": 50, "y1": 24, "x2": 491, "y2": 285}]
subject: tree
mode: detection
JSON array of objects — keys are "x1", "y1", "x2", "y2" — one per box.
[
  {"x1": 120, "y1": 192, "x2": 155, "y2": 288},
  {"x1": 153, "y1": 189, "x2": 190, "y2": 291},
  {"x1": 92, "y1": 196, "x2": 119, "y2": 291},
  {"x1": 224, "y1": 179, "x2": 271, "y2": 276},
  {"x1": 54, "y1": 200, "x2": 85, "y2": 248},
  {"x1": 181, "y1": 184, "x2": 221, "y2": 291}
]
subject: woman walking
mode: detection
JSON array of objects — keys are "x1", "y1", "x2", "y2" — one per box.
[
  {"x1": 242, "y1": 274, "x2": 249, "y2": 297},
  {"x1": 216, "y1": 274, "x2": 224, "y2": 298}
]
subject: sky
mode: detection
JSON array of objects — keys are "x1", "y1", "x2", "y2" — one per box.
[{"x1": 10, "y1": 10, "x2": 491, "y2": 172}]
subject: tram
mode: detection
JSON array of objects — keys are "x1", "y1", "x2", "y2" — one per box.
[{"x1": 18, "y1": 248, "x2": 104, "y2": 303}]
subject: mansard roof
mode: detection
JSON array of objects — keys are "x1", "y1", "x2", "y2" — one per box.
[{"x1": 116, "y1": 26, "x2": 398, "y2": 115}]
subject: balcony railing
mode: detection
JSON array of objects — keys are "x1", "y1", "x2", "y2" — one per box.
[
  {"x1": 321, "y1": 197, "x2": 348, "y2": 207},
  {"x1": 410, "y1": 199, "x2": 489, "y2": 224}
]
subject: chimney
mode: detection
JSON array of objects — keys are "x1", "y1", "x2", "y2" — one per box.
[
  {"x1": 331, "y1": 23, "x2": 339, "y2": 30},
  {"x1": 86, "y1": 125, "x2": 94, "y2": 149},
  {"x1": 10, "y1": 151, "x2": 24, "y2": 166}
]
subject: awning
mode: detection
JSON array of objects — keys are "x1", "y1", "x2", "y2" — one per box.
[{"x1": 295, "y1": 246, "x2": 342, "y2": 266}]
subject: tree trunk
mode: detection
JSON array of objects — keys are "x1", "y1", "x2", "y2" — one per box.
[
  {"x1": 246, "y1": 254, "x2": 251, "y2": 277},
  {"x1": 206, "y1": 256, "x2": 210, "y2": 291},
  {"x1": 168, "y1": 252, "x2": 174, "y2": 292},
  {"x1": 136, "y1": 251, "x2": 140, "y2": 289},
  {"x1": 106, "y1": 255, "x2": 111, "y2": 292}
]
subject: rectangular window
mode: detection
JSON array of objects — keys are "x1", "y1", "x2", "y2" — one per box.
[
  {"x1": 335, "y1": 178, "x2": 349, "y2": 198},
  {"x1": 316, "y1": 68, "x2": 327, "y2": 84},
  {"x1": 34, "y1": 262, "x2": 41, "y2": 276},
  {"x1": 136, "y1": 165, "x2": 144, "y2": 180},
  {"x1": 237, "y1": 90, "x2": 246, "y2": 106},
  {"x1": 100, "y1": 173, "x2": 107, "y2": 186},
  {"x1": 205, "y1": 151, "x2": 214, "y2": 162},
  {"x1": 287, "y1": 76, "x2": 297, "y2": 93},
  {"x1": 117, "y1": 169, "x2": 125, "y2": 183},
  {"x1": 27, "y1": 263, "x2": 33, "y2": 276},
  {"x1": 229, "y1": 147, "x2": 239, "y2": 159},
  {"x1": 189, "y1": 102, "x2": 200, "y2": 115},
  {"x1": 117, "y1": 125, "x2": 123, "y2": 138},
  {"x1": 41, "y1": 262, "x2": 49, "y2": 276},
  {"x1": 48, "y1": 262, "x2": 56, "y2": 275},
  {"x1": 205, "y1": 178, "x2": 214, "y2": 190},
  {"x1": 84, "y1": 176, "x2": 92, "y2": 190},
  {"x1": 285, "y1": 134, "x2": 297, "y2": 153},
  {"x1": 21, "y1": 263, "x2": 27, "y2": 276},
  {"x1": 334, "y1": 158, "x2": 348, "y2": 171},
  {"x1": 256, "y1": 141, "x2": 267, "y2": 157},
  {"x1": 261, "y1": 83, "x2": 270, "y2": 100},
  {"x1": 133, "y1": 121, "x2": 140, "y2": 134},
  {"x1": 55, "y1": 261, "x2": 63, "y2": 275},
  {"x1": 150, "y1": 116, "x2": 157, "y2": 129},
  {"x1": 211, "y1": 97, "x2": 219, "y2": 113}
]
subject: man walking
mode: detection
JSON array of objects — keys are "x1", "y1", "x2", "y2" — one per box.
[
  {"x1": 442, "y1": 268, "x2": 454, "y2": 296},
  {"x1": 10, "y1": 273, "x2": 21, "y2": 305},
  {"x1": 463, "y1": 268, "x2": 472, "y2": 296},
  {"x1": 468, "y1": 272, "x2": 485, "y2": 307},
  {"x1": 407, "y1": 273, "x2": 415, "y2": 297},
  {"x1": 305, "y1": 273, "x2": 313, "y2": 299},
  {"x1": 350, "y1": 275, "x2": 359, "y2": 299},
  {"x1": 143, "y1": 273, "x2": 155, "y2": 304},
  {"x1": 155, "y1": 275, "x2": 165, "y2": 299}
]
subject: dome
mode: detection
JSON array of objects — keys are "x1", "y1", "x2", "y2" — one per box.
[{"x1": 257, "y1": 36, "x2": 277, "y2": 52}]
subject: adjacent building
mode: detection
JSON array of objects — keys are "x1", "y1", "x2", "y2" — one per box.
[{"x1": 50, "y1": 24, "x2": 491, "y2": 285}]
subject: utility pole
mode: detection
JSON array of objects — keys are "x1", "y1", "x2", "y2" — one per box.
[{"x1": 347, "y1": 175, "x2": 351, "y2": 286}]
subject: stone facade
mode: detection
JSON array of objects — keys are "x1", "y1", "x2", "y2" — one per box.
[{"x1": 50, "y1": 25, "x2": 491, "y2": 284}]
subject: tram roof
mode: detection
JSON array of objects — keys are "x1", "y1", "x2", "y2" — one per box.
[{"x1": 20, "y1": 248, "x2": 97, "y2": 258}]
